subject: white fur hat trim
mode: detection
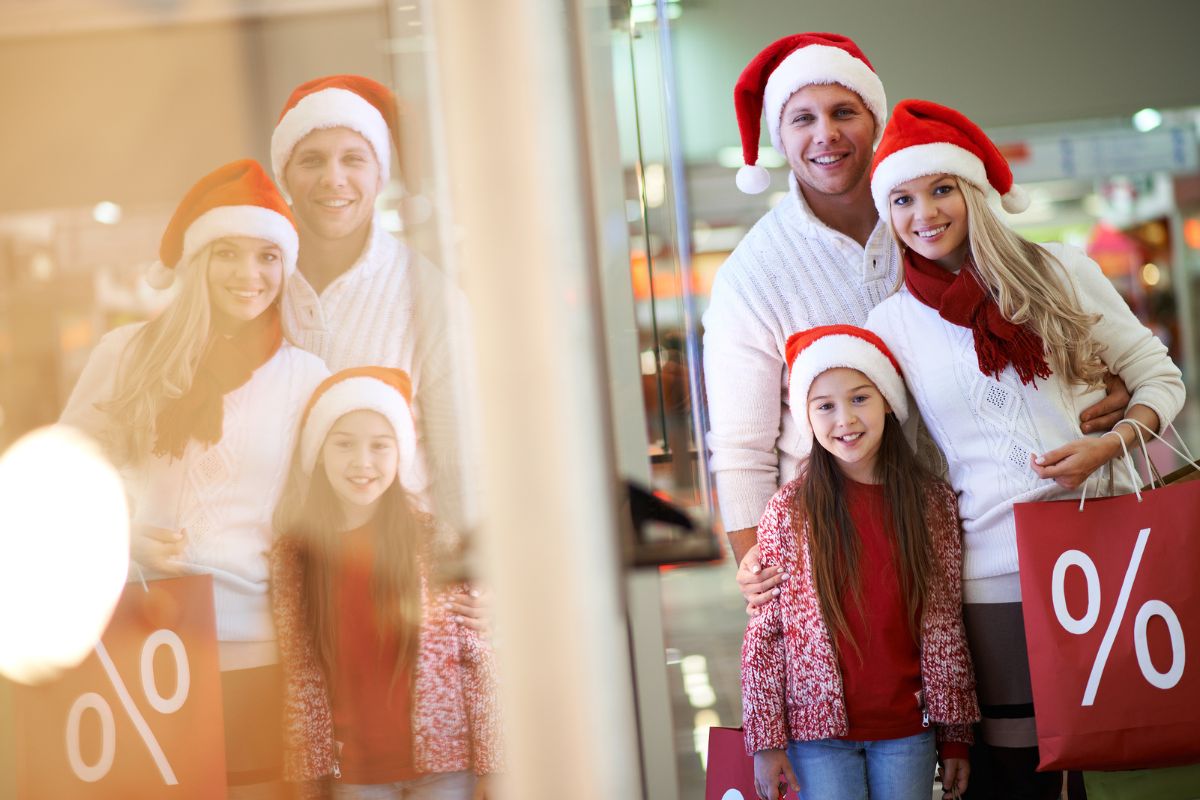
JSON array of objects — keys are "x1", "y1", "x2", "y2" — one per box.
[
  {"x1": 150, "y1": 205, "x2": 298, "y2": 289},
  {"x1": 871, "y1": 141, "x2": 995, "y2": 220},
  {"x1": 271, "y1": 87, "x2": 391, "y2": 192}
]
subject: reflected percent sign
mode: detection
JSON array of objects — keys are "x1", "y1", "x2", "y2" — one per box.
[
  {"x1": 1053, "y1": 527, "x2": 1186, "y2": 705},
  {"x1": 13, "y1": 575, "x2": 226, "y2": 799}
]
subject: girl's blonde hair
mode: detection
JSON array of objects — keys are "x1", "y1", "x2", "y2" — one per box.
[{"x1": 893, "y1": 178, "x2": 1106, "y2": 388}]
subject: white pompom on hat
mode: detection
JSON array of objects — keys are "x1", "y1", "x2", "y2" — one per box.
[
  {"x1": 785, "y1": 324, "x2": 908, "y2": 444},
  {"x1": 147, "y1": 159, "x2": 297, "y2": 290},
  {"x1": 733, "y1": 32, "x2": 887, "y2": 194},
  {"x1": 271, "y1": 74, "x2": 399, "y2": 193},
  {"x1": 870, "y1": 98, "x2": 1030, "y2": 220},
  {"x1": 299, "y1": 366, "x2": 422, "y2": 493}
]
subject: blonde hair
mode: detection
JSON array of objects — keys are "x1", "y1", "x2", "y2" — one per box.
[{"x1": 891, "y1": 178, "x2": 1106, "y2": 388}]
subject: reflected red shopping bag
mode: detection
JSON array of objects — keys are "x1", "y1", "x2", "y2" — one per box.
[
  {"x1": 12, "y1": 575, "x2": 226, "y2": 799},
  {"x1": 705, "y1": 726, "x2": 798, "y2": 800},
  {"x1": 1015, "y1": 480, "x2": 1200, "y2": 771}
]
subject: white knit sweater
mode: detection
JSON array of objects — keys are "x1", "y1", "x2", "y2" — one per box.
[
  {"x1": 703, "y1": 177, "x2": 900, "y2": 531},
  {"x1": 60, "y1": 323, "x2": 329, "y2": 643},
  {"x1": 867, "y1": 243, "x2": 1185, "y2": 601},
  {"x1": 282, "y1": 216, "x2": 471, "y2": 529}
]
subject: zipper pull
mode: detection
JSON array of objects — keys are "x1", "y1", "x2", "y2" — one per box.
[
  {"x1": 333, "y1": 740, "x2": 344, "y2": 779},
  {"x1": 922, "y1": 709, "x2": 930, "y2": 728},
  {"x1": 332, "y1": 760, "x2": 342, "y2": 780}
]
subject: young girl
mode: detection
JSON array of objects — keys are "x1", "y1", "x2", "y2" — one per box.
[
  {"x1": 866, "y1": 99, "x2": 1186, "y2": 798},
  {"x1": 59, "y1": 159, "x2": 330, "y2": 796},
  {"x1": 742, "y1": 325, "x2": 979, "y2": 800},
  {"x1": 271, "y1": 367, "x2": 501, "y2": 800}
]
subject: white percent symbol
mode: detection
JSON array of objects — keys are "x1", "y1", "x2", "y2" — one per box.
[
  {"x1": 1052, "y1": 527, "x2": 1186, "y2": 706},
  {"x1": 65, "y1": 629, "x2": 191, "y2": 784}
]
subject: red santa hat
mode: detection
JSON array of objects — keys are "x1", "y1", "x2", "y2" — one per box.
[
  {"x1": 870, "y1": 98, "x2": 1030, "y2": 220},
  {"x1": 271, "y1": 74, "x2": 399, "y2": 192},
  {"x1": 733, "y1": 32, "x2": 887, "y2": 194},
  {"x1": 785, "y1": 325, "x2": 908, "y2": 442},
  {"x1": 147, "y1": 159, "x2": 297, "y2": 290},
  {"x1": 299, "y1": 366, "x2": 421, "y2": 493}
]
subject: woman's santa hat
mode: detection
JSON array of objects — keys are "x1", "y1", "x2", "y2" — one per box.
[
  {"x1": 271, "y1": 74, "x2": 400, "y2": 192},
  {"x1": 786, "y1": 325, "x2": 908, "y2": 442},
  {"x1": 299, "y1": 366, "x2": 421, "y2": 493},
  {"x1": 147, "y1": 159, "x2": 297, "y2": 290},
  {"x1": 733, "y1": 32, "x2": 887, "y2": 194},
  {"x1": 870, "y1": 98, "x2": 1030, "y2": 220}
]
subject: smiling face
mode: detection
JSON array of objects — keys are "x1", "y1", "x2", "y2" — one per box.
[
  {"x1": 321, "y1": 409, "x2": 399, "y2": 529},
  {"x1": 205, "y1": 236, "x2": 283, "y2": 325},
  {"x1": 283, "y1": 126, "x2": 383, "y2": 244},
  {"x1": 807, "y1": 367, "x2": 890, "y2": 484},
  {"x1": 888, "y1": 173, "x2": 970, "y2": 271},
  {"x1": 778, "y1": 83, "x2": 876, "y2": 201}
]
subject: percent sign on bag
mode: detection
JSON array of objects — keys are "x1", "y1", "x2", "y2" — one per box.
[
  {"x1": 12, "y1": 574, "x2": 226, "y2": 799},
  {"x1": 1016, "y1": 486, "x2": 1200, "y2": 771}
]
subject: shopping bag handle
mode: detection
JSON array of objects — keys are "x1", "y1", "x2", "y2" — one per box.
[
  {"x1": 1079, "y1": 419, "x2": 1200, "y2": 510},
  {"x1": 1080, "y1": 431, "x2": 1141, "y2": 509}
]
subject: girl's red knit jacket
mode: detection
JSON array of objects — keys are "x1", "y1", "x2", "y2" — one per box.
[
  {"x1": 270, "y1": 515, "x2": 503, "y2": 784},
  {"x1": 742, "y1": 477, "x2": 979, "y2": 755}
]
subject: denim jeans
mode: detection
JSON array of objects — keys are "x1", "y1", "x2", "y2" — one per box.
[
  {"x1": 786, "y1": 730, "x2": 936, "y2": 800},
  {"x1": 331, "y1": 771, "x2": 475, "y2": 800}
]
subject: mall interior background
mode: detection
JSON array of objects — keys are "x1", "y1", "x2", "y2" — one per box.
[{"x1": 1, "y1": 1, "x2": 1200, "y2": 797}]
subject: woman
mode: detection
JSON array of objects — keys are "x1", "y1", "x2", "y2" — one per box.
[
  {"x1": 60, "y1": 159, "x2": 330, "y2": 797},
  {"x1": 866, "y1": 99, "x2": 1185, "y2": 798}
]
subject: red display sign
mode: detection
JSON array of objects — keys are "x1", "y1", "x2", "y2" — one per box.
[{"x1": 13, "y1": 575, "x2": 226, "y2": 799}]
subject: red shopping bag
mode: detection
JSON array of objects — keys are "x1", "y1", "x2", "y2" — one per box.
[
  {"x1": 11, "y1": 575, "x2": 226, "y2": 799},
  {"x1": 1014, "y1": 479, "x2": 1200, "y2": 771},
  {"x1": 705, "y1": 726, "x2": 798, "y2": 800}
]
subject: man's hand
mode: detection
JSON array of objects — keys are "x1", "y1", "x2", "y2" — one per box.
[
  {"x1": 448, "y1": 587, "x2": 491, "y2": 637},
  {"x1": 1080, "y1": 372, "x2": 1130, "y2": 434},
  {"x1": 129, "y1": 524, "x2": 187, "y2": 575},
  {"x1": 938, "y1": 757, "x2": 969, "y2": 799},
  {"x1": 753, "y1": 748, "x2": 799, "y2": 800},
  {"x1": 737, "y1": 544, "x2": 784, "y2": 616}
]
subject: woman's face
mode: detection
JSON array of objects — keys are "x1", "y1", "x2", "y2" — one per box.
[
  {"x1": 205, "y1": 236, "x2": 283, "y2": 324},
  {"x1": 321, "y1": 409, "x2": 399, "y2": 527},
  {"x1": 888, "y1": 173, "x2": 970, "y2": 271}
]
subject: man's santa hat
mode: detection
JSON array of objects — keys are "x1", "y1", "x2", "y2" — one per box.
[
  {"x1": 733, "y1": 32, "x2": 887, "y2": 194},
  {"x1": 147, "y1": 159, "x2": 297, "y2": 290},
  {"x1": 299, "y1": 366, "x2": 421, "y2": 493},
  {"x1": 786, "y1": 325, "x2": 908, "y2": 442},
  {"x1": 271, "y1": 74, "x2": 400, "y2": 192},
  {"x1": 870, "y1": 98, "x2": 1030, "y2": 220}
]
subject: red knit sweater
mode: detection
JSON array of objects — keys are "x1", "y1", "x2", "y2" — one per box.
[{"x1": 742, "y1": 476, "x2": 979, "y2": 756}]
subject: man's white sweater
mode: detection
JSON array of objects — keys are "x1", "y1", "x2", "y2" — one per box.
[{"x1": 703, "y1": 177, "x2": 900, "y2": 531}]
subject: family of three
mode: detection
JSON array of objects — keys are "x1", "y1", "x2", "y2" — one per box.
[
  {"x1": 706, "y1": 33, "x2": 1185, "y2": 800},
  {"x1": 60, "y1": 75, "x2": 499, "y2": 800}
]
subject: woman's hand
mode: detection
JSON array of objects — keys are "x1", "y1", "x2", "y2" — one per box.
[
  {"x1": 753, "y1": 748, "x2": 799, "y2": 800},
  {"x1": 737, "y1": 544, "x2": 784, "y2": 616},
  {"x1": 939, "y1": 757, "x2": 969, "y2": 798},
  {"x1": 1031, "y1": 435, "x2": 1124, "y2": 490},
  {"x1": 129, "y1": 524, "x2": 187, "y2": 574}
]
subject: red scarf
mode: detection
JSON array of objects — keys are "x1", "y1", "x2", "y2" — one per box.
[
  {"x1": 903, "y1": 248, "x2": 1051, "y2": 385},
  {"x1": 153, "y1": 305, "x2": 283, "y2": 459}
]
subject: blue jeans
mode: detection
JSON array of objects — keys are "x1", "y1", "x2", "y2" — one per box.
[
  {"x1": 331, "y1": 771, "x2": 475, "y2": 800},
  {"x1": 786, "y1": 731, "x2": 936, "y2": 800}
]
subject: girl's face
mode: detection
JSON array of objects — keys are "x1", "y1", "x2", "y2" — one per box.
[
  {"x1": 888, "y1": 173, "x2": 970, "y2": 271},
  {"x1": 321, "y1": 409, "x2": 399, "y2": 528},
  {"x1": 807, "y1": 367, "x2": 890, "y2": 484},
  {"x1": 206, "y1": 236, "x2": 284, "y2": 325}
]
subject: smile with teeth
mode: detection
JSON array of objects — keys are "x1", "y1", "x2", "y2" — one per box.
[
  {"x1": 226, "y1": 287, "x2": 264, "y2": 299},
  {"x1": 316, "y1": 198, "x2": 354, "y2": 208},
  {"x1": 811, "y1": 154, "x2": 846, "y2": 165},
  {"x1": 835, "y1": 432, "x2": 864, "y2": 443},
  {"x1": 917, "y1": 224, "x2": 948, "y2": 239}
]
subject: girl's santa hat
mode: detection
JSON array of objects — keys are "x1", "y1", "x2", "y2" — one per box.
[
  {"x1": 147, "y1": 159, "x2": 297, "y2": 290},
  {"x1": 299, "y1": 366, "x2": 421, "y2": 492},
  {"x1": 271, "y1": 74, "x2": 399, "y2": 192},
  {"x1": 870, "y1": 98, "x2": 1030, "y2": 220},
  {"x1": 786, "y1": 325, "x2": 908, "y2": 441},
  {"x1": 733, "y1": 32, "x2": 887, "y2": 194}
]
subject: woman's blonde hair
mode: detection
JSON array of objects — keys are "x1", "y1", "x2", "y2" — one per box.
[{"x1": 893, "y1": 178, "x2": 1106, "y2": 388}]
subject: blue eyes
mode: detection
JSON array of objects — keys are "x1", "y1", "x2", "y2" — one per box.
[{"x1": 892, "y1": 184, "x2": 954, "y2": 206}]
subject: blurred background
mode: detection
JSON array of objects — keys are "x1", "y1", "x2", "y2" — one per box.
[{"x1": 1, "y1": 0, "x2": 1199, "y2": 797}]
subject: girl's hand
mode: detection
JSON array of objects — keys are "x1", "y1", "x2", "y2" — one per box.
[
  {"x1": 752, "y1": 748, "x2": 799, "y2": 800},
  {"x1": 938, "y1": 756, "x2": 969, "y2": 798},
  {"x1": 737, "y1": 544, "x2": 784, "y2": 616},
  {"x1": 1031, "y1": 435, "x2": 1123, "y2": 490},
  {"x1": 129, "y1": 524, "x2": 187, "y2": 574},
  {"x1": 472, "y1": 773, "x2": 496, "y2": 800}
]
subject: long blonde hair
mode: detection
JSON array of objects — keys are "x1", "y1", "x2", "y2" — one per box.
[
  {"x1": 893, "y1": 179, "x2": 1106, "y2": 388},
  {"x1": 99, "y1": 247, "x2": 215, "y2": 465}
]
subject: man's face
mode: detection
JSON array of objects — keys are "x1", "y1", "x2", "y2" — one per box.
[
  {"x1": 283, "y1": 126, "x2": 383, "y2": 243},
  {"x1": 777, "y1": 83, "x2": 876, "y2": 199}
]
